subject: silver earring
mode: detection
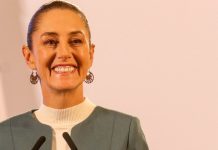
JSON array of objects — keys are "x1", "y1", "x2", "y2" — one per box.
[
  {"x1": 85, "y1": 70, "x2": 94, "y2": 84},
  {"x1": 30, "y1": 70, "x2": 39, "y2": 84}
]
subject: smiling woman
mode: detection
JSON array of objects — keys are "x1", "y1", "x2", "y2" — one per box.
[
  {"x1": 23, "y1": 8, "x2": 95, "y2": 109},
  {"x1": 0, "y1": 1, "x2": 149, "y2": 150}
]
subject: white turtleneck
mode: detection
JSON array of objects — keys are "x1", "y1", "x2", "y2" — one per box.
[{"x1": 34, "y1": 98, "x2": 96, "y2": 150}]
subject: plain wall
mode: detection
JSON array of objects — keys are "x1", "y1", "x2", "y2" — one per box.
[{"x1": 0, "y1": 0, "x2": 217, "y2": 150}]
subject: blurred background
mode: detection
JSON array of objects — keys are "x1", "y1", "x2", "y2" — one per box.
[{"x1": 0, "y1": 0, "x2": 217, "y2": 150}]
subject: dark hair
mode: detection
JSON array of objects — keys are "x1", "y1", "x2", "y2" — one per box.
[{"x1": 27, "y1": 0, "x2": 91, "y2": 50}]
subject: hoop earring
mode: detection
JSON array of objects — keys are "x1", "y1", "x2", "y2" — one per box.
[
  {"x1": 30, "y1": 70, "x2": 39, "y2": 84},
  {"x1": 85, "y1": 70, "x2": 94, "y2": 84}
]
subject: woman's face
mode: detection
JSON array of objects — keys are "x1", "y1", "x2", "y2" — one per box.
[{"x1": 23, "y1": 9, "x2": 94, "y2": 92}]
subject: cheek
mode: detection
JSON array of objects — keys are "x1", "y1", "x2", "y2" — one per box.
[
  {"x1": 79, "y1": 47, "x2": 91, "y2": 63},
  {"x1": 34, "y1": 49, "x2": 55, "y2": 69},
  {"x1": 78, "y1": 53, "x2": 91, "y2": 68}
]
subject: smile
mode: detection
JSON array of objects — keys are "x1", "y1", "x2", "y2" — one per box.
[{"x1": 53, "y1": 66, "x2": 76, "y2": 73}]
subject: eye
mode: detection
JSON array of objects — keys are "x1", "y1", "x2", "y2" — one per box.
[
  {"x1": 43, "y1": 39, "x2": 58, "y2": 47},
  {"x1": 69, "y1": 39, "x2": 83, "y2": 46}
]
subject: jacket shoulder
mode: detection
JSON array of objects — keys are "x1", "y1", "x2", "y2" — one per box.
[
  {"x1": 96, "y1": 106, "x2": 135, "y2": 121},
  {"x1": 96, "y1": 107, "x2": 149, "y2": 150},
  {"x1": 0, "y1": 110, "x2": 34, "y2": 127},
  {"x1": 94, "y1": 106, "x2": 140, "y2": 130},
  {"x1": 0, "y1": 111, "x2": 33, "y2": 149}
]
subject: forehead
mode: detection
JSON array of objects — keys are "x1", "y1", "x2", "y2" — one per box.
[{"x1": 36, "y1": 9, "x2": 87, "y2": 35}]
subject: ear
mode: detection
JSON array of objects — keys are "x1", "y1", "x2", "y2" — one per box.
[
  {"x1": 22, "y1": 45, "x2": 36, "y2": 70},
  {"x1": 89, "y1": 43, "x2": 95, "y2": 67}
]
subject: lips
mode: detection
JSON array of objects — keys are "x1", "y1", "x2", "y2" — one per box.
[{"x1": 51, "y1": 65, "x2": 77, "y2": 73}]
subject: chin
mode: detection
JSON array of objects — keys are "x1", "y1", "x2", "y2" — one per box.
[{"x1": 51, "y1": 82, "x2": 83, "y2": 92}]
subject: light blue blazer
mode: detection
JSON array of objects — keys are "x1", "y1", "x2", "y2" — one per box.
[{"x1": 0, "y1": 106, "x2": 149, "y2": 150}]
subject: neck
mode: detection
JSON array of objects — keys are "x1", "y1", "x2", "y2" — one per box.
[{"x1": 41, "y1": 84, "x2": 84, "y2": 109}]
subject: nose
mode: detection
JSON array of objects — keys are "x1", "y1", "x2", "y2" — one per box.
[{"x1": 56, "y1": 43, "x2": 72, "y2": 60}]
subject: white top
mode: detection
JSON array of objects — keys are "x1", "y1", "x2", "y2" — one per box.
[{"x1": 34, "y1": 98, "x2": 96, "y2": 150}]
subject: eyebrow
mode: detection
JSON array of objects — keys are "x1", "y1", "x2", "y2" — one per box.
[
  {"x1": 68, "y1": 31, "x2": 84, "y2": 36},
  {"x1": 40, "y1": 32, "x2": 58, "y2": 38},
  {"x1": 40, "y1": 31, "x2": 85, "y2": 38}
]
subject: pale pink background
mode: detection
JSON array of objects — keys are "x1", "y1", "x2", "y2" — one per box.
[{"x1": 0, "y1": 0, "x2": 217, "y2": 150}]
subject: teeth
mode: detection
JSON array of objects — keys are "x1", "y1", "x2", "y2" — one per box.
[{"x1": 54, "y1": 66, "x2": 75, "y2": 73}]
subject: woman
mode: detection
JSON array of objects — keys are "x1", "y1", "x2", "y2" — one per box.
[{"x1": 0, "y1": 1, "x2": 149, "y2": 149}]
